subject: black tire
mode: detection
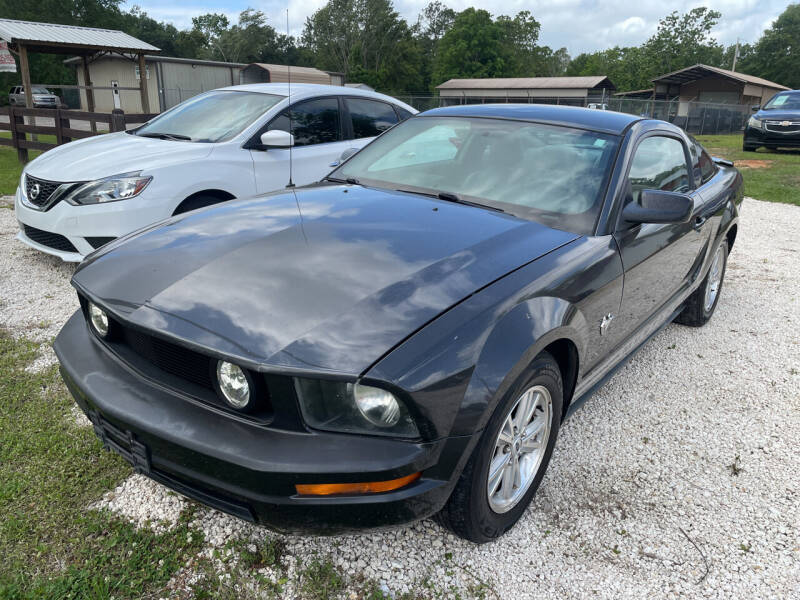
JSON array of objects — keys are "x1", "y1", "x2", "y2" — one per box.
[
  {"x1": 742, "y1": 142, "x2": 757, "y2": 152},
  {"x1": 173, "y1": 194, "x2": 230, "y2": 215},
  {"x1": 436, "y1": 352, "x2": 563, "y2": 543},
  {"x1": 675, "y1": 239, "x2": 728, "y2": 327}
]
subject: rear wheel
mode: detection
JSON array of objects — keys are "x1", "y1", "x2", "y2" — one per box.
[
  {"x1": 436, "y1": 352, "x2": 562, "y2": 543},
  {"x1": 675, "y1": 240, "x2": 728, "y2": 327}
]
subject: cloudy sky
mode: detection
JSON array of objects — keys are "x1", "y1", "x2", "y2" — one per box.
[{"x1": 130, "y1": 0, "x2": 791, "y2": 55}]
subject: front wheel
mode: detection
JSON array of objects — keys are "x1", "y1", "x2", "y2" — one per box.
[
  {"x1": 436, "y1": 352, "x2": 562, "y2": 543},
  {"x1": 675, "y1": 239, "x2": 728, "y2": 327},
  {"x1": 742, "y1": 142, "x2": 757, "y2": 152}
]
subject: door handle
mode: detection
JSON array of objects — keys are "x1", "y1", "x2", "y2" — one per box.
[
  {"x1": 693, "y1": 216, "x2": 707, "y2": 230},
  {"x1": 329, "y1": 161, "x2": 340, "y2": 167}
]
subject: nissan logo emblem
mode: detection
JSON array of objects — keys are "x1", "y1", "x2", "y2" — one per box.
[{"x1": 30, "y1": 183, "x2": 41, "y2": 200}]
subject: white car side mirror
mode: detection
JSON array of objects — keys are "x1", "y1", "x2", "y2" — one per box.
[{"x1": 260, "y1": 130, "x2": 294, "y2": 148}]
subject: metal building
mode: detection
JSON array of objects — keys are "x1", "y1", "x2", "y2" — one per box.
[
  {"x1": 436, "y1": 76, "x2": 616, "y2": 106},
  {"x1": 239, "y1": 63, "x2": 343, "y2": 86},
  {"x1": 65, "y1": 53, "x2": 245, "y2": 113}
]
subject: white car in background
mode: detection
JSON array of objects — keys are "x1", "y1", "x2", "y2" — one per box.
[{"x1": 15, "y1": 83, "x2": 416, "y2": 261}]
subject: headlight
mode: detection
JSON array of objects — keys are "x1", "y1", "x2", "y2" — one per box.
[
  {"x1": 294, "y1": 379, "x2": 419, "y2": 438},
  {"x1": 216, "y1": 360, "x2": 252, "y2": 410},
  {"x1": 87, "y1": 302, "x2": 109, "y2": 337},
  {"x1": 748, "y1": 116, "x2": 763, "y2": 130},
  {"x1": 66, "y1": 172, "x2": 152, "y2": 205}
]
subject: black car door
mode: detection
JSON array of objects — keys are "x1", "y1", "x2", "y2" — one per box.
[{"x1": 613, "y1": 132, "x2": 710, "y2": 337}]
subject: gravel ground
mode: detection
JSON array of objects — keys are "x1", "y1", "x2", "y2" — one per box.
[{"x1": 1, "y1": 195, "x2": 798, "y2": 599}]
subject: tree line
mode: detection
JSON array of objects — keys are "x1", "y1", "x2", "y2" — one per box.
[{"x1": 1, "y1": 0, "x2": 798, "y2": 98}]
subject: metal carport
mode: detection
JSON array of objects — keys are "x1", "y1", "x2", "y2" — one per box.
[{"x1": 0, "y1": 18, "x2": 159, "y2": 112}]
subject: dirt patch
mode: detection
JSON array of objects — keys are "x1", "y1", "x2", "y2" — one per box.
[{"x1": 736, "y1": 159, "x2": 773, "y2": 169}]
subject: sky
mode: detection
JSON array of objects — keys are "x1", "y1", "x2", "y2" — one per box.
[{"x1": 130, "y1": 0, "x2": 791, "y2": 55}]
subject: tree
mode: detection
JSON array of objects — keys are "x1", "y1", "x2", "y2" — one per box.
[
  {"x1": 740, "y1": 3, "x2": 800, "y2": 88},
  {"x1": 532, "y1": 46, "x2": 570, "y2": 77},
  {"x1": 566, "y1": 8, "x2": 726, "y2": 92},
  {"x1": 303, "y1": 0, "x2": 424, "y2": 92},
  {"x1": 642, "y1": 7, "x2": 723, "y2": 76}
]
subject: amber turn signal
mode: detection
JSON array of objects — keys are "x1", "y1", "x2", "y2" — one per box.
[{"x1": 295, "y1": 472, "x2": 421, "y2": 496}]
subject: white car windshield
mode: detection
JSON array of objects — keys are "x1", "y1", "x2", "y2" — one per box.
[
  {"x1": 136, "y1": 90, "x2": 284, "y2": 143},
  {"x1": 31, "y1": 87, "x2": 50, "y2": 94},
  {"x1": 331, "y1": 116, "x2": 620, "y2": 234}
]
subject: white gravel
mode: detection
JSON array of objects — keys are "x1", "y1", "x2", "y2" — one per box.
[{"x1": 2, "y1": 196, "x2": 798, "y2": 599}]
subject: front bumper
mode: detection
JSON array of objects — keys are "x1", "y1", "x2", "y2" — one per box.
[
  {"x1": 14, "y1": 184, "x2": 170, "y2": 261},
  {"x1": 744, "y1": 124, "x2": 800, "y2": 148},
  {"x1": 55, "y1": 311, "x2": 471, "y2": 533}
]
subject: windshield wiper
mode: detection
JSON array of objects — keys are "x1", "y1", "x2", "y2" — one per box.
[
  {"x1": 138, "y1": 132, "x2": 192, "y2": 141},
  {"x1": 436, "y1": 191, "x2": 505, "y2": 213},
  {"x1": 323, "y1": 176, "x2": 360, "y2": 184}
]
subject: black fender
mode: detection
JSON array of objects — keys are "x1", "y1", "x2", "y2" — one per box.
[{"x1": 366, "y1": 237, "x2": 624, "y2": 441}]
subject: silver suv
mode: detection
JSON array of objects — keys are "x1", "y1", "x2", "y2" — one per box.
[{"x1": 9, "y1": 85, "x2": 60, "y2": 108}]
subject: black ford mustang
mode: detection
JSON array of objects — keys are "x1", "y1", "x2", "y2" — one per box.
[{"x1": 55, "y1": 105, "x2": 743, "y2": 543}]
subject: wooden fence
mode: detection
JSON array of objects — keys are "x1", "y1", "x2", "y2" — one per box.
[{"x1": 0, "y1": 107, "x2": 157, "y2": 164}]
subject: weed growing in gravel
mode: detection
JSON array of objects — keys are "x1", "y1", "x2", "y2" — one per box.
[
  {"x1": 728, "y1": 455, "x2": 743, "y2": 476},
  {"x1": 300, "y1": 557, "x2": 345, "y2": 599},
  {"x1": 0, "y1": 331, "x2": 204, "y2": 598}
]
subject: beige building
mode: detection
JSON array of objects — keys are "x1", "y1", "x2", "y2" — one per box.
[
  {"x1": 66, "y1": 54, "x2": 245, "y2": 113},
  {"x1": 67, "y1": 55, "x2": 344, "y2": 114},
  {"x1": 436, "y1": 76, "x2": 616, "y2": 106},
  {"x1": 651, "y1": 64, "x2": 788, "y2": 107},
  {"x1": 239, "y1": 63, "x2": 343, "y2": 86}
]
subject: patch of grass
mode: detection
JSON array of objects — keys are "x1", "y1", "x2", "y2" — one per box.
[
  {"x1": 0, "y1": 132, "x2": 57, "y2": 196},
  {"x1": 696, "y1": 134, "x2": 800, "y2": 206},
  {"x1": 0, "y1": 330, "x2": 203, "y2": 598},
  {"x1": 237, "y1": 537, "x2": 286, "y2": 571},
  {"x1": 300, "y1": 558, "x2": 345, "y2": 600}
]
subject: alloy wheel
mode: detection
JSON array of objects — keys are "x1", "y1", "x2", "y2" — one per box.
[
  {"x1": 704, "y1": 245, "x2": 725, "y2": 313},
  {"x1": 486, "y1": 385, "x2": 552, "y2": 514}
]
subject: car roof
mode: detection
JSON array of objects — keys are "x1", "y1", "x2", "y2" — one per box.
[
  {"x1": 420, "y1": 104, "x2": 641, "y2": 135},
  {"x1": 215, "y1": 83, "x2": 417, "y2": 112}
]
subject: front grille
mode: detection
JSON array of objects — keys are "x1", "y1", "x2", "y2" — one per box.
[
  {"x1": 24, "y1": 174, "x2": 62, "y2": 208},
  {"x1": 86, "y1": 236, "x2": 117, "y2": 249},
  {"x1": 765, "y1": 121, "x2": 800, "y2": 134},
  {"x1": 22, "y1": 224, "x2": 78, "y2": 253},
  {"x1": 120, "y1": 326, "x2": 214, "y2": 390}
]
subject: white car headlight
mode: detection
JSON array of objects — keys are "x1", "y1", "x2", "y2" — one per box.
[
  {"x1": 66, "y1": 172, "x2": 152, "y2": 205},
  {"x1": 747, "y1": 116, "x2": 763, "y2": 130}
]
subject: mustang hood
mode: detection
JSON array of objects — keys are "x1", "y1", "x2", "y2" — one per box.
[
  {"x1": 25, "y1": 132, "x2": 213, "y2": 182},
  {"x1": 73, "y1": 185, "x2": 578, "y2": 375}
]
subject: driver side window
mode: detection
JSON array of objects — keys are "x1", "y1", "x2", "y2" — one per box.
[{"x1": 628, "y1": 136, "x2": 690, "y2": 204}]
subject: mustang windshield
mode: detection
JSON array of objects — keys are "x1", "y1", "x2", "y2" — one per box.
[
  {"x1": 135, "y1": 90, "x2": 284, "y2": 143},
  {"x1": 332, "y1": 116, "x2": 619, "y2": 234}
]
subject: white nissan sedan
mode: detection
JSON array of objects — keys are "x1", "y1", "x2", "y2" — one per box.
[{"x1": 15, "y1": 84, "x2": 416, "y2": 261}]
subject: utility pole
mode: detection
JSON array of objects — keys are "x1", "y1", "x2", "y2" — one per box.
[{"x1": 732, "y1": 38, "x2": 740, "y2": 72}]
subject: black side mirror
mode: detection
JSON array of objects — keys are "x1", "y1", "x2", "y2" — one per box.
[
  {"x1": 751, "y1": 105, "x2": 760, "y2": 112},
  {"x1": 622, "y1": 189, "x2": 693, "y2": 225}
]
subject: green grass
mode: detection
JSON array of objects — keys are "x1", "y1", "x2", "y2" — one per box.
[
  {"x1": 0, "y1": 330, "x2": 204, "y2": 598},
  {"x1": 0, "y1": 132, "x2": 52, "y2": 196},
  {"x1": 696, "y1": 134, "x2": 800, "y2": 206}
]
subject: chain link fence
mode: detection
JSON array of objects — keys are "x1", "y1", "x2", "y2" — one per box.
[{"x1": 394, "y1": 94, "x2": 751, "y2": 135}]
